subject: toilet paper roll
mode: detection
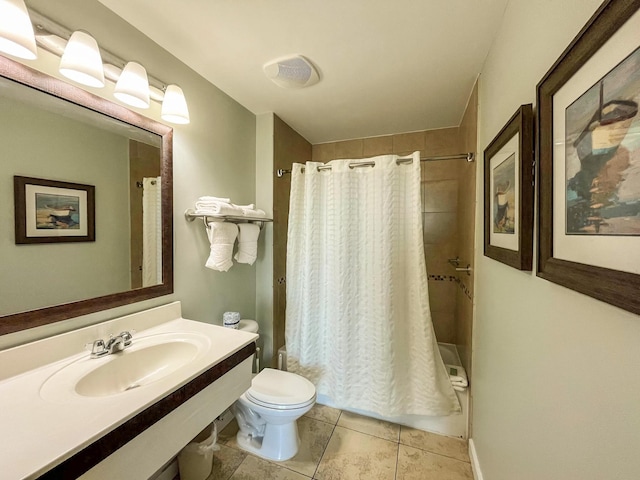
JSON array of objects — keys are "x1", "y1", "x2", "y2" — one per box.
[{"x1": 223, "y1": 311, "x2": 240, "y2": 329}]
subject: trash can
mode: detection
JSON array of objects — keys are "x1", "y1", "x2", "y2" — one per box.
[{"x1": 178, "y1": 423, "x2": 219, "y2": 480}]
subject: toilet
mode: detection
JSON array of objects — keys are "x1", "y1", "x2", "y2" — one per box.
[{"x1": 231, "y1": 368, "x2": 316, "y2": 461}]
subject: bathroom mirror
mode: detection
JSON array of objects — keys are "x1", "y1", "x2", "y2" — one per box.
[{"x1": 0, "y1": 55, "x2": 173, "y2": 336}]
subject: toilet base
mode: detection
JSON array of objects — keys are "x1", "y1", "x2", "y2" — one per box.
[{"x1": 236, "y1": 420, "x2": 301, "y2": 461}]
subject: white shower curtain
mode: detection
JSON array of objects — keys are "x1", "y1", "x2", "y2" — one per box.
[
  {"x1": 285, "y1": 152, "x2": 460, "y2": 417},
  {"x1": 142, "y1": 176, "x2": 162, "y2": 287}
]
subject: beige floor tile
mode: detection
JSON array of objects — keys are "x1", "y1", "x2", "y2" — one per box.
[
  {"x1": 399, "y1": 426, "x2": 469, "y2": 462},
  {"x1": 229, "y1": 455, "x2": 311, "y2": 480},
  {"x1": 206, "y1": 444, "x2": 246, "y2": 480},
  {"x1": 304, "y1": 404, "x2": 341, "y2": 425},
  {"x1": 396, "y1": 444, "x2": 473, "y2": 480},
  {"x1": 278, "y1": 417, "x2": 334, "y2": 477},
  {"x1": 314, "y1": 426, "x2": 397, "y2": 480},
  {"x1": 337, "y1": 411, "x2": 400, "y2": 442}
]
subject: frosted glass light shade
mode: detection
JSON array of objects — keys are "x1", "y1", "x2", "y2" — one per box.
[
  {"x1": 161, "y1": 84, "x2": 190, "y2": 124},
  {"x1": 59, "y1": 31, "x2": 104, "y2": 88},
  {"x1": 0, "y1": 0, "x2": 37, "y2": 60},
  {"x1": 114, "y1": 61, "x2": 150, "y2": 109}
]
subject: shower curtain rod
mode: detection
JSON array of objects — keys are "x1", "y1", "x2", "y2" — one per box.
[{"x1": 276, "y1": 152, "x2": 475, "y2": 177}]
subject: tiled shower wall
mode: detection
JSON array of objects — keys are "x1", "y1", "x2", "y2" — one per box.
[
  {"x1": 455, "y1": 84, "x2": 477, "y2": 375},
  {"x1": 272, "y1": 86, "x2": 477, "y2": 372}
]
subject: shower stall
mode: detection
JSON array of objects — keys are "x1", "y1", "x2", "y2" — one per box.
[{"x1": 269, "y1": 85, "x2": 477, "y2": 437}]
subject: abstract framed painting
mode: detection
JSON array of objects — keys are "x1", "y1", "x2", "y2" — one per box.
[
  {"x1": 484, "y1": 104, "x2": 534, "y2": 270},
  {"x1": 537, "y1": 0, "x2": 640, "y2": 314},
  {"x1": 14, "y1": 176, "x2": 95, "y2": 244}
]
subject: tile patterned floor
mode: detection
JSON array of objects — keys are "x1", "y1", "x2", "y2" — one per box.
[{"x1": 198, "y1": 404, "x2": 473, "y2": 480}]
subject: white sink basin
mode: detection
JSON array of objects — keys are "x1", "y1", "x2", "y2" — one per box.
[
  {"x1": 40, "y1": 332, "x2": 210, "y2": 401},
  {"x1": 76, "y1": 341, "x2": 199, "y2": 396}
]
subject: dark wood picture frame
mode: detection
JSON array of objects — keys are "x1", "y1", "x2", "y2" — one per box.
[
  {"x1": 483, "y1": 104, "x2": 534, "y2": 270},
  {"x1": 14, "y1": 176, "x2": 96, "y2": 244},
  {"x1": 537, "y1": 0, "x2": 640, "y2": 315}
]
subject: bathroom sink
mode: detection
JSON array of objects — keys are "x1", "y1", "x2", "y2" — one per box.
[
  {"x1": 40, "y1": 332, "x2": 210, "y2": 401},
  {"x1": 76, "y1": 341, "x2": 199, "y2": 396}
]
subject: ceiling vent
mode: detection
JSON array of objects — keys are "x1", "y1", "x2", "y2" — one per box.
[{"x1": 263, "y1": 55, "x2": 320, "y2": 89}]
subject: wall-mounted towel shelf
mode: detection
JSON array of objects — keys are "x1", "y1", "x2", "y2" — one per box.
[{"x1": 184, "y1": 209, "x2": 273, "y2": 228}]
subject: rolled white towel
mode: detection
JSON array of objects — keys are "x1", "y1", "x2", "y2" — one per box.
[
  {"x1": 205, "y1": 222, "x2": 239, "y2": 272},
  {"x1": 234, "y1": 223, "x2": 261, "y2": 265},
  {"x1": 446, "y1": 364, "x2": 468, "y2": 387}
]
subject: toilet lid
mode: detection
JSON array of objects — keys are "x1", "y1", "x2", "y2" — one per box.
[{"x1": 247, "y1": 368, "x2": 316, "y2": 407}]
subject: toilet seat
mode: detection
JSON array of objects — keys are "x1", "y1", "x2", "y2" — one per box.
[
  {"x1": 245, "y1": 391, "x2": 316, "y2": 410},
  {"x1": 246, "y1": 368, "x2": 316, "y2": 409}
]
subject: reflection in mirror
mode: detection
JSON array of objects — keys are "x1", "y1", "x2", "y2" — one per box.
[{"x1": 0, "y1": 55, "x2": 173, "y2": 335}]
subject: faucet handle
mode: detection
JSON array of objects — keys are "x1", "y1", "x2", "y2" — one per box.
[
  {"x1": 89, "y1": 339, "x2": 108, "y2": 358},
  {"x1": 119, "y1": 330, "x2": 134, "y2": 346}
]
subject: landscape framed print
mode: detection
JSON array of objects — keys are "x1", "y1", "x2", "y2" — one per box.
[
  {"x1": 14, "y1": 176, "x2": 95, "y2": 244},
  {"x1": 537, "y1": 0, "x2": 640, "y2": 314},
  {"x1": 484, "y1": 104, "x2": 534, "y2": 270}
]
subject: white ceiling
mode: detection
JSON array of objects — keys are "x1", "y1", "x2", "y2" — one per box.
[{"x1": 97, "y1": 0, "x2": 508, "y2": 144}]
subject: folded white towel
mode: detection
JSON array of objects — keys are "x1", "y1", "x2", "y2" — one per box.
[
  {"x1": 195, "y1": 203, "x2": 244, "y2": 216},
  {"x1": 446, "y1": 364, "x2": 468, "y2": 387},
  {"x1": 233, "y1": 203, "x2": 255, "y2": 211},
  {"x1": 196, "y1": 197, "x2": 243, "y2": 216},
  {"x1": 453, "y1": 385, "x2": 466, "y2": 392},
  {"x1": 205, "y1": 222, "x2": 238, "y2": 272},
  {"x1": 234, "y1": 223, "x2": 261, "y2": 265},
  {"x1": 198, "y1": 196, "x2": 231, "y2": 203},
  {"x1": 195, "y1": 196, "x2": 236, "y2": 214},
  {"x1": 241, "y1": 208, "x2": 267, "y2": 219}
]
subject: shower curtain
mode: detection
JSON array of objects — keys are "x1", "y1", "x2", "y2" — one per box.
[
  {"x1": 285, "y1": 152, "x2": 460, "y2": 417},
  {"x1": 142, "y1": 176, "x2": 162, "y2": 287}
]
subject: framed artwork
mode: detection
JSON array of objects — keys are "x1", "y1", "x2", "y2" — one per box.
[
  {"x1": 484, "y1": 104, "x2": 534, "y2": 270},
  {"x1": 537, "y1": 0, "x2": 640, "y2": 314},
  {"x1": 14, "y1": 176, "x2": 95, "y2": 244}
]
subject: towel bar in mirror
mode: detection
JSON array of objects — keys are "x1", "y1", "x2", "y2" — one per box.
[{"x1": 184, "y1": 209, "x2": 273, "y2": 229}]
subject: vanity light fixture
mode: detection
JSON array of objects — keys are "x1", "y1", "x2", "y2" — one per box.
[
  {"x1": 114, "y1": 61, "x2": 150, "y2": 109},
  {"x1": 59, "y1": 31, "x2": 105, "y2": 88},
  {"x1": 0, "y1": 0, "x2": 38, "y2": 60},
  {"x1": 161, "y1": 84, "x2": 190, "y2": 124},
  {"x1": 0, "y1": 5, "x2": 192, "y2": 124}
]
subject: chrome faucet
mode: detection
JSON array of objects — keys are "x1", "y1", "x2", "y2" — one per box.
[{"x1": 90, "y1": 331, "x2": 133, "y2": 358}]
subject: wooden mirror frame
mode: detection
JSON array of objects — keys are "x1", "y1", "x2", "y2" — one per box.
[{"x1": 0, "y1": 55, "x2": 173, "y2": 335}]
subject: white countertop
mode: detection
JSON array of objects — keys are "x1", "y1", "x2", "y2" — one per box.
[{"x1": 0, "y1": 302, "x2": 257, "y2": 480}]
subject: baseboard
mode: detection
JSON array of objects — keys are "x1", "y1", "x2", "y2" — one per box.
[{"x1": 469, "y1": 438, "x2": 484, "y2": 480}]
